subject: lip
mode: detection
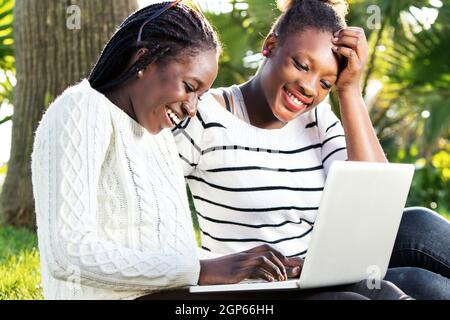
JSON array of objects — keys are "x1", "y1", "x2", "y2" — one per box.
[
  {"x1": 281, "y1": 87, "x2": 310, "y2": 113},
  {"x1": 284, "y1": 87, "x2": 313, "y2": 105}
]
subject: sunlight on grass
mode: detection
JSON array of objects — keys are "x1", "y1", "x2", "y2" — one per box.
[{"x1": 0, "y1": 225, "x2": 43, "y2": 300}]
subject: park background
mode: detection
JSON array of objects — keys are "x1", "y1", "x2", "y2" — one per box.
[{"x1": 0, "y1": 0, "x2": 448, "y2": 299}]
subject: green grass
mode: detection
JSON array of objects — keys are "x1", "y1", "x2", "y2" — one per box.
[{"x1": 0, "y1": 225, "x2": 43, "y2": 300}]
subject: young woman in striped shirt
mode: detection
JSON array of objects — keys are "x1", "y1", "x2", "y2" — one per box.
[{"x1": 174, "y1": 0, "x2": 450, "y2": 299}]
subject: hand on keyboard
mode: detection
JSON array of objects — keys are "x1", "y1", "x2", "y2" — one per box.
[{"x1": 198, "y1": 244, "x2": 304, "y2": 285}]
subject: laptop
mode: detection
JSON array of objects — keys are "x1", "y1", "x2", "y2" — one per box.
[{"x1": 190, "y1": 161, "x2": 415, "y2": 293}]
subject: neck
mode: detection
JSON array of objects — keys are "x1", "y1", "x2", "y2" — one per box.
[
  {"x1": 104, "y1": 87, "x2": 137, "y2": 122},
  {"x1": 239, "y1": 74, "x2": 286, "y2": 129}
]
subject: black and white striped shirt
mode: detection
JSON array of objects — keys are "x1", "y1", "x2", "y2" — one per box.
[{"x1": 173, "y1": 85, "x2": 347, "y2": 258}]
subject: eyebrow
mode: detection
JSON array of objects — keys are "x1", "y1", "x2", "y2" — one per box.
[{"x1": 296, "y1": 52, "x2": 338, "y2": 78}]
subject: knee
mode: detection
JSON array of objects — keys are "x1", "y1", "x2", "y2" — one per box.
[
  {"x1": 400, "y1": 206, "x2": 441, "y2": 232},
  {"x1": 385, "y1": 267, "x2": 450, "y2": 300},
  {"x1": 404, "y1": 206, "x2": 436, "y2": 215},
  {"x1": 379, "y1": 279, "x2": 402, "y2": 291},
  {"x1": 378, "y1": 280, "x2": 412, "y2": 300},
  {"x1": 403, "y1": 206, "x2": 435, "y2": 222},
  {"x1": 386, "y1": 267, "x2": 425, "y2": 283}
]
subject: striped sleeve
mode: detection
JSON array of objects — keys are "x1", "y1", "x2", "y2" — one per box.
[
  {"x1": 172, "y1": 114, "x2": 205, "y2": 177},
  {"x1": 316, "y1": 103, "x2": 347, "y2": 176}
]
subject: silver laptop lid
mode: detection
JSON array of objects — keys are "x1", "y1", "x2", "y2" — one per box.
[{"x1": 299, "y1": 161, "x2": 414, "y2": 289}]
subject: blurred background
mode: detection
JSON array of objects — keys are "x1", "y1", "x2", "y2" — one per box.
[{"x1": 0, "y1": 0, "x2": 448, "y2": 299}]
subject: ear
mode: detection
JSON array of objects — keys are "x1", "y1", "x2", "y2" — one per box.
[
  {"x1": 127, "y1": 48, "x2": 151, "y2": 71},
  {"x1": 262, "y1": 33, "x2": 279, "y2": 57}
]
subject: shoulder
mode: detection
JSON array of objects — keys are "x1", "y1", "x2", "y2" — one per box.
[
  {"x1": 207, "y1": 88, "x2": 227, "y2": 109},
  {"x1": 314, "y1": 102, "x2": 335, "y2": 116},
  {"x1": 312, "y1": 102, "x2": 345, "y2": 138},
  {"x1": 50, "y1": 80, "x2": 110, "y2": 120},
  {"x1": 174, "y1": 89, "x2": 230, "y2": 138},
  {"x1": 195, "y1": 88, "x2": 233, "y2": 120},
  {"x1": 43, "y1": 80, "x2": 94, "y2": 118},
  {"x1": 206, "y1": 85, "x2": 240, "y2": 111},
  {"x1": 314, "y1": 102, "x2": 340, "y2": 125},
  {"x1": 36, "y1": 80, "x2": 111, "y2": 137}
]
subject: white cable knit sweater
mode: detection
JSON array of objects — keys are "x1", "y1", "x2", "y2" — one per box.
[{"x1": 31, "y1": 79, "x2": 206, "y2": 300}]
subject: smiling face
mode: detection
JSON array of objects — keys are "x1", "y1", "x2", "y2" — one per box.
[
  {"x1": 128, "y1": 49, "x2": 219, "y2": 134},
  {"x1": 260, "y1": 28, "x2": 341, "y2": 123}
]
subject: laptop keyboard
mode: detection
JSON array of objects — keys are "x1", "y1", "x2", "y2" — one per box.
[
  {"x1": 240, "y1": 279, "x2": 299, "y2": 284},
  {"x1": 240, "y1": 279, "x2": 268, "y2": 284}
]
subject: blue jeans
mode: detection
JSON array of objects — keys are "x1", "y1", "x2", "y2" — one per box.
[{"x1": 385, "y1": 207, "x2": 450, "y2": 300}]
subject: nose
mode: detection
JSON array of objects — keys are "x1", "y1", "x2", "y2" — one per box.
[
  {"x1": 300, "y1": 82, "x2": 316, "y2": 98},
  {"x1": 299, "y1": 76, "x2": 317, "y2": 98},
  {"x1": 182, "y1": 98, "x2": 197, "y2": 118}
]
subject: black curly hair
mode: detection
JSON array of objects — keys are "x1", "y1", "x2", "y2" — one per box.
[
  {"x1": 273, "y1": 0, "x2": 348, "y2": 42},
  {"x1": 88, "y1": 2, "x2": 221, "y2": 92}
]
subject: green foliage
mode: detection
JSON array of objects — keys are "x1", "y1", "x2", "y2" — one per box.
[
  {"x1": 363, "y1": 0, "x2": 449, "y2": 215},
  {"x1": 187, "y1": 186, "x2": 201, "y2": 245},
  {"x1": 203, "y1": 0, "x2": 279, "y2": 86},
  {"x1": 0, "y1": 0, "x2": 14, "y2": 124},
  {"x1": 0, "y1": 225, "x2": 43, "y2": 300},
  {"x1": 0, "y1": 163, "x2": 6, "y2": 174},
  {"x1": 0, "y1": 163, "x2": 6, "y2": 194},
  {"x1": 391, "y1": 144, "x2": 450, "y2": 216},
  {"x1": 381, "y1": 2, "x2": 450, "y2": 148},
  {"x1": 0, "y1": 0, "x2": 14, "y2": 69}
]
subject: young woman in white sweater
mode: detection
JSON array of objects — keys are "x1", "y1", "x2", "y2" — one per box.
[{"x1": 31, "y1": 1, "x2": 309, "y2": 300}]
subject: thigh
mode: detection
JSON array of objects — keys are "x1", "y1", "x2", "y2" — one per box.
[
  {"x1": 338, "y1": 279, "x2": 412, "y2": 300},
  {"x1": 385, "y1": 267, "x2": 450, "y2": 300},
  {"x1": 135, "y1": 288, "x2": 368, "y2": 300},
  {"x1": 390, "y1": 207, "x2": 450, "y2": 277}
]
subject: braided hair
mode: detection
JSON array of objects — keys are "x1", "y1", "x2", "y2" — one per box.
[
  {"x1": 273, "y1": 0, "x2": 348, "y2": 42},
  {"x1": 88, "y1": 2, "x2": 221, "y2": 92}
]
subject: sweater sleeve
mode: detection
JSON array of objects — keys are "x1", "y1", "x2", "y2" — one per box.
[
  {"x1": 31, "y1": 90, "x2": 200, "y2": 292},
  {"x1": 316, "y1": 103, "x2": 348, "y2": 176},
  {"x1": 196, "y1": 247, "x2": 222, "y2": 260}
]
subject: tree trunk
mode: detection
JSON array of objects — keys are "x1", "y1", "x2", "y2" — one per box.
[{"x1": 0, "y1": 0, "x2": 138, "y2": 229}]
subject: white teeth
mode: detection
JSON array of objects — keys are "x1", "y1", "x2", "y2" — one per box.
[
  {"x1": 286, "y1": 90, "x2": 304, "y2": 107},
  {"x1": 166, "y1": 107, "x2": 180, "y2": 125}
]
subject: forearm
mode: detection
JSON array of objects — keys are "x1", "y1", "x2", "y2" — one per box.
[
  {"x1": 338, "y1": 87, "x2": 388, "y2": 163},
  {"x1": 48, "y1": 230, "x2": 201, "y2": 291}
]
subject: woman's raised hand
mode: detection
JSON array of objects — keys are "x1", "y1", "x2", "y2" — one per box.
[
  {"x1": 331, "y1": 26, "x2": 369, "y2": 94},
  {"x1": 198, "y1": 244, "x2": 304, "y2": 285}
]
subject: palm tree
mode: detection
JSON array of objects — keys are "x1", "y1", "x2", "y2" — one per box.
[
  {"x1": 201, "y1": 0, "x2": 279, "y2": 86},
  {"x1": 353, "y1": 0, "x2": 450, "y2": 156}
]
